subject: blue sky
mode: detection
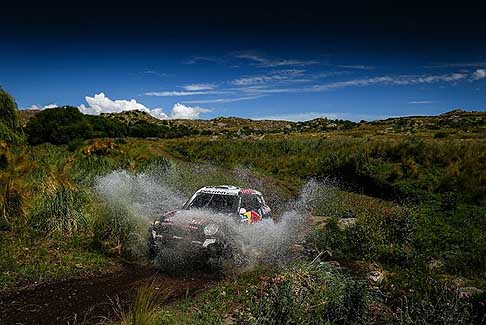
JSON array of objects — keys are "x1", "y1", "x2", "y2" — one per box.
[{"x1": 1, "y1": 6, "x2": 485, "y2": 121}]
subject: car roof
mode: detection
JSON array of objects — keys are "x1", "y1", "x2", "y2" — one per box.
[{"x1": 196, "y1": 185, "x2": 263, "y2": 196}]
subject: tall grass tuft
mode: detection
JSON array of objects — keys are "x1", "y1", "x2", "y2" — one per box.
[
  {"x1": 253, "y1": 262, "x2": 369, "y2": 324},
  {"x1": 112, "y1": 282, "x2": 165, "y2": 325},
  {"x1": 0, "y1": 178, "x2": 24, "y2": 230},
  {"x1": 398, "y1": 282, "x2": 472, "y2": 324},
  {"x1": 30, "y1": 186, "x2": 88, "y2": 236}
]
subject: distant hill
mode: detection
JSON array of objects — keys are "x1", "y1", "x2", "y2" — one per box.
[
  {"x1": 99, "y1": 110, "x2": 357, "y2": 135},
  {"x1": 19, "y1": 108, "x2": 486, "y2": 139},
  {"x1": 368, "y1": 109, "x2": 486, "y2": 132}
]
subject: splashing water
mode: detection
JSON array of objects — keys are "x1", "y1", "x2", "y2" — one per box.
[
  {"x1": 94, "y1": 170, "x2": 186, "y2": 222},
  {"x1": 94, "y1": 166, "x2": 325, "y2": 269}
]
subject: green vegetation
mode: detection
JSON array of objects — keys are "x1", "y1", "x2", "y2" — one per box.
[
  {"x1": 165, "y1": 136, "x2": 485, "y2": 205},
  {"x1": 25, "y1": 106, "x2": 127, "y2": 145},
  {"x1": 1, "y1": 89, "x2": 485, "y2": 323},
  {"x1": 155, "y1": 263, "x2": 369, "y2": 324},
  {"x1": 113, "y1": 282, "x2": 164, "y2": 325},
  {"x1": 24, "y1": 107, "x2": 201, "y2": 145},
  {"x1": 0, "y1": 88, "x2": 24, "y2": 143}
]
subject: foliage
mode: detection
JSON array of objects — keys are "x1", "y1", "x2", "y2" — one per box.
[
  {"x1": 0, "y1": 233, "x2": 114, "y2": 289},
  {"x1": 25, "y1": 106, "x2": 93, "y2": 145},
  {"x1": 166, "y1": 136, "x2": 486, "y2": 205},
  {"x1": 397, "y1": 279, "x2": 472, "y2": 324},
  {"x1": 0, "y1": 88, "x2": 24, "y2": 143},
  {"x1": 156, "y1": 264, "x2": 368, "y2": 324},
  {"x1": 30, "y1": 186, "x2": 89, "y2": 237},
  {"x1": 252, "y1": 263, "x2": 369, "y2": 324},
  {"x1": 0, "y1": 88, "x2": 21, "y2": 131},
  {"x1": 112, "y1": 283, "x2": 164, "y2": 325}
]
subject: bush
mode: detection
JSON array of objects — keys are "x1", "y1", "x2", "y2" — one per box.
[
  {"x1": 26, "y1": 106, "x2": 93, "y2": 145},
  {"x1": 0, "y1": 178, "x2": 24, "y2": 230},
  {"x1": 0, "y1": 88, "x2": 21, "y2": 131},
  {"x1": 113, "y1": 282, "x2": 164, "y2": 325},
  {"x1": 30, "y1": 186, "x2": 88, "y2": 237},
  {"x1": 252, "y1": 263, "x2": 369, "y2": 324},
  {"x1": 398, "y1": 282, "x2": 472, "y2": 324}
]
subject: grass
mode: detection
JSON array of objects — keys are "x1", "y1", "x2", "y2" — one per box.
[
  {"x1": 0, "y1": 138, "x2": 293, "y2": 288},
  {"x1": 154, "y1": 263, "x2": 369, "y2": 324},
  {"x1": 111, "y1": 282, "x2": 166, "y2": 325},
  {"x1": 0, "y1": 232, "x2": 115, "y2": 289},
  {"x1": 1, "y1": 129, "x2": 485, "y2": 322}
]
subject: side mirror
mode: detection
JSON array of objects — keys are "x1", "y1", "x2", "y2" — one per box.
[{"x1": 239, "y1": 208, "x2": 247, "y2": 215}]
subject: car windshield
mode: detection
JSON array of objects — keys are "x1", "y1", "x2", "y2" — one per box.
[
  {"x1": 240, "y1": 195, "x2": 262, "y2": 211},
  {"x1": 188, "y1": 193, "x2": 237, "y2": 213}
]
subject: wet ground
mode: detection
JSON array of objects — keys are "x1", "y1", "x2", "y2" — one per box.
[{"x1": 0, "y1": 263, "x2": 220, "y2": 324}]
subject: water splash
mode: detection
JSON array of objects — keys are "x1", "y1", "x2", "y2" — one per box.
[{"x1": 93, "y1": 166, "x2": 326, "y2": 269}]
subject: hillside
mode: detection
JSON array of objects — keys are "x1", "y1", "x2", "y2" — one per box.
[{"x1": 21, "y1": 108, "x2": 486, "y2": 139}]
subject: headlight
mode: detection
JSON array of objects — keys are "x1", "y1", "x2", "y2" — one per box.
[{"x1": 204, "y1": 224, "x2": 219, "y2": 236}]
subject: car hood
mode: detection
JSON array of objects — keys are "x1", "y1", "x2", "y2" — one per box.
[{"x1": 155, "y1": 209, "x2": 235, "y2": 230}]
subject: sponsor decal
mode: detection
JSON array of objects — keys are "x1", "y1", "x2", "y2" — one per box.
[
  {"x1": 240, "y1": 210, "x2": 262, "y2": 224},
  {"x1": 239, "y1": 188, "x2": 256, "y2": 195},
  {"x1": 200, "y1": 189, "x2": 237, "y2": 195}
]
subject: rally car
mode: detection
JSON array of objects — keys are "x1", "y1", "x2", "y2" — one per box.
[{"x1": 148, "y1": 185, "x2": 272, "y2": 269}]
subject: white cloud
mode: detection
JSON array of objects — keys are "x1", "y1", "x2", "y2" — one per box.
[
  {"x1": 181, "y1": 83, "x2": 216, "y2": 91},
  {"x1": 312, "y1": 72, "x2": 471, "y2": 91},
  {"x1": 232, "y1": 51, "x2": 319, "y2": 68},
  {"x1": 425, "y1": 62, "x2": 486, "y2": 68},
  {"x1": 335, "y1": 65, "x2": 376, "y2": 70},
  {"x1": 182, "y1": 95, "x2": 266, "y2": 104},
  {"x1": 79, "y1": 92, "x2": 169, "y2": 119},
  {"x1": 149, "y1": 108, "x2": 171, "y2": 120},
  {"x1": 171, "y1": 103, "x2": 211, "y2": 119},
  {"x1": 231, "y1": 69, "x2": 306, "y2": 86},
  {"x1": 472, "y1": 69, "x2": 486, "y2": 80},
  {"x1": 78, "y1": 93, "x2": 212, "y2": 120},
  {"x1": 183, "y1": 56, "x2": 220, "y2": 65},
  {"x1": 144, "y1": 90, "x2": 228, "y2": 97},
  {"x1": 409, "y1": 100, "x2": 438, "y2": 104},
  {"x1": 23, "y1": 104, "x2": 57, "y2": 110}
]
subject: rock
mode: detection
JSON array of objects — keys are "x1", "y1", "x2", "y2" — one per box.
[{"x1": 338, "y1": 218, "x2": 357, "y2": 229}]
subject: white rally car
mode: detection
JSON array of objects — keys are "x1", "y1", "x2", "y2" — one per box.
[{"x1": 148, "y1": 185, "x2": 272, "y2": 269}]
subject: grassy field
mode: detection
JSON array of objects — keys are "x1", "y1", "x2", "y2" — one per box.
[
  {"x1": 1, "y1": 132, "x2": 484, "y2": 323},
  {"x1": 1, "y1": 99, "x2": 486, "y2": 323}
]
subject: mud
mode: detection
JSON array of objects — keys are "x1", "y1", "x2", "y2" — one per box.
[{"x1": 0, "y1": 263, "x2": 220, "y2": 325}]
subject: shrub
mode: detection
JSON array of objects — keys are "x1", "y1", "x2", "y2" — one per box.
[
  {"x1": 0, "y1": 178, "x2": 24, "y2": 230},
  {"x1": 30, "y1": 186, "x2": 88, "y2": 237},
  {"x1": 26, "y1": 106, "x2": 93, "y2": 145},
  {"x1": 0, "y1": 88, "x2": 21, "y2": 131},
  {"x1": 112, "y1": 282, "x2": 164, "y2": 325},
  {"x1": 252, "y1": 263, "x2": 369, "y2": 324},
  {"x1": 398, "y1": 282, "x2": 472, "y2": 324}
]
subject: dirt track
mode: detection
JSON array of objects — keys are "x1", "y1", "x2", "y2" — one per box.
[{"x1": 0, "y1": 264, "x2": 220, "y2": 325}]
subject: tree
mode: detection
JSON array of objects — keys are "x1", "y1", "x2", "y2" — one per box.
[
  {"x1": 0, "y1": 87, "x2": 21, "y2": 131},
  {"x1": 25, "y1": 106, "x2": 93, "y2": 145}
]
